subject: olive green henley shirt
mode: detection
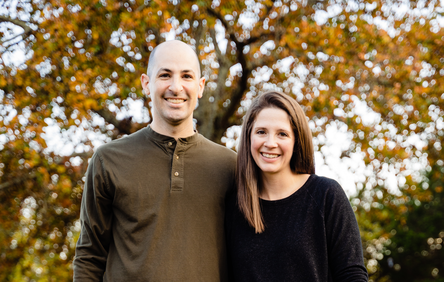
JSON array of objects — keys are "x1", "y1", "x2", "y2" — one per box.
[{"x1": 73, "y1": 126, "x2": 237, "y2": 281}]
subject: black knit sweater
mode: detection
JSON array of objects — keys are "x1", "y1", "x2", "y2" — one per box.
[{"x1": 225, "y1": 174, "x2": 368, "y2": 282}]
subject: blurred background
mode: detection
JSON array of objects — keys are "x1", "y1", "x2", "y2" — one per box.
[{"x1": 1, "y1": 0, "x2": 443, "y2": 281}]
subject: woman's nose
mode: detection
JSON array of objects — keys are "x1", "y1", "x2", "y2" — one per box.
[{"x1": 264, "y1": 136, "x2": 277, "y2": 148}]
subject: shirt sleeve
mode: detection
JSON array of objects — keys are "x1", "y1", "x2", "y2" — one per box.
[
  {"x1": 324, "y1": 181, "x2": 369, "y2": 282},
  {"x1": 73, "y1": 151, "x2": 114, "y2": 281}
]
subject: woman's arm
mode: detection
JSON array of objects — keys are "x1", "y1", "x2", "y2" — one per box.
[{"x1": 324, "y1": 180, "x2": 369, "y2": 282}]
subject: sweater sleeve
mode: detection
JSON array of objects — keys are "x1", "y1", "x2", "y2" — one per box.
[
  {"x1": 224, "y1": 187, "x2": 237, "y2": 282},
  {"x1": 324, "y1": 180, "x2": 368, "y2": 282},
  {"x1": 73, "y1": 151, "x2": 114, "y2": 281}
]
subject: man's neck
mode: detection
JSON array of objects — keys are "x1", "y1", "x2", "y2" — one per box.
[{"x1": 150, "y1": 120, "x2": 196, "y2": 139}]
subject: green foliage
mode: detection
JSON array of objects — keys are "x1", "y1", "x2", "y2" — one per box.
[{"x1": 371, "y1": 163, "x2": 444, "y2": 282}]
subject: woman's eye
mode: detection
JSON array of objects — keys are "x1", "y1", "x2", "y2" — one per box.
[
  {"x1": 256, "y1": 130, "x2": 265, "y2": 135},
  {"x1": 279, "y1": 132, "x2": 289, "y2": 137}
]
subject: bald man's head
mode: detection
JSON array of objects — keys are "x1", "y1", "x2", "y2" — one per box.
[{"x1": 146, "y1": 40, "x2": 201, "y2": 78}]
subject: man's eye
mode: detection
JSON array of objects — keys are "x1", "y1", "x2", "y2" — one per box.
[{"x1": 159, "y1": 73, "x2": 170, "y2": 78}]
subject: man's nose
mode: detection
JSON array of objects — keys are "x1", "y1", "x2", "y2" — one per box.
[{"x1": 168, "y1": 76, "x2": 183, "y2": 93}]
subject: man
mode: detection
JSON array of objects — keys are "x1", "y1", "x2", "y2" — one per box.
[{"x1": 73, "y1": 40, "x2": 236, "y2": 281}]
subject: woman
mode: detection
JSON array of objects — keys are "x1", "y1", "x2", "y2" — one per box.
[{"x1": 226, "y1": 91, "x2": 368, "y2": 281}]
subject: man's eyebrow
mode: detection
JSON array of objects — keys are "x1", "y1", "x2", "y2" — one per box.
[
  {"x1": 181, "y1": 69, "x2": 195, "y2": 74},
  {"x1": 156, "y1": 68, "x2": 196, "y2": 75},
  {"x1": 156, "y1": 68, "x2": 172, "y2": 74}
]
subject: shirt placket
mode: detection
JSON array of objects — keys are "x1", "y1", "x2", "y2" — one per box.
[{"x1": 170, "y1": 140, "x2": 185, "y2": 192}]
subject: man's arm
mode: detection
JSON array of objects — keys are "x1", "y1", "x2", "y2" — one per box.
[{"x1": 73, "y1": 151, "x2": 114, "y2": 281}]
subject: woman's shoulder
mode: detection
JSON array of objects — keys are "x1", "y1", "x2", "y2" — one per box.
[
  {"x1": 307, "y1": 175, "x2": 343, "y2": 194},
  {"x1": 305, "y1": 174, "x2": 350, "y2": 207}
]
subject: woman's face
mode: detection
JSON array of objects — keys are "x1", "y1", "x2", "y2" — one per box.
[{"x1": 250, "y1": 107, "x2": 295, "y2": 177}]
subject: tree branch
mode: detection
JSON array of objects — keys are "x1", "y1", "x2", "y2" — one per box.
[
  {"x1": 258, "y1": 0, "x2": 276, "y2": 23},
  {"x1": 1, "y1": 32, "x2": 25, "y2": 47},
  {"x1": 212, "y1": 48, "x2": 252, "y2": 138},
  {"x1": 221, "y1": 66, "x2": 250, "y2": 128},
  {"x1": 0, "y1": 16, "x2": 31, "y2": 32},
  {"x1": 94, "y1": 108, "x2": 133, "y2": 135},
  {"x1": 209, "y1": 28, "x2": 230, "y2": 69},
  {"x1": 206, "y1": 3, "x2": 277, "y2": 51},
  {"x1": 0, "y1": 172, "x2": 36, "y2": 191},
  {"x1": 192, "y1": 19, "x2": 205, "y2": 75},
  {"x1": 0, "y1": 15, "x2": 34, "y2": 46},
  {"x1": 241, "y1": 0, "x2": 276, "y2": 46},
  {"x1": 206, "y1": 7, "x2": 240, "y2": 46}
]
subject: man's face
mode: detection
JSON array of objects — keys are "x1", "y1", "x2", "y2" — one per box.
[{"x1": 141, "y1": 42, "x2": 205, "y2": 128}]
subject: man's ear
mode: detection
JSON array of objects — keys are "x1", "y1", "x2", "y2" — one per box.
[
  {"x1": 141, "y1": 74, "x2": 150, "y2": 96},
  {"x1": 198, "y1": 76, "x2": 205, "y2": 99}
]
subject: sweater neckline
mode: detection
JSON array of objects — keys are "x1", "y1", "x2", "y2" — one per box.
[{"x1": 260, "y1": 174, "x2": 316, "y2": 206}]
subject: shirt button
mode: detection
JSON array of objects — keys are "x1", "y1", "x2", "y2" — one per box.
[
  {"x1": 168, "y1": 142, "x2": 173, "y2": 146},
  {"x1": 175, "y1": 155, "x2": 179, "y2": 160},
  {"x1": 174, "y1": 172, "x2": 179, "y2": 177}
]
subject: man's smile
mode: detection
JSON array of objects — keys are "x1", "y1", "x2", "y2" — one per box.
[{"x1": 166, "y1": 98, "x2": 186, "y2": 104}]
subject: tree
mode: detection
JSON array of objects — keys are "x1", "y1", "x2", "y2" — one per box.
[
  {"x1": 1, "y1": 0, "x2": 443, "y2": 280},
  {"x1": 359, "y1": 160, "x2": 444, "y2": 282}
]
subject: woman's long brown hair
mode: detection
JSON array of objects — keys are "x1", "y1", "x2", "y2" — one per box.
[{"x1": 236, "y1": 91, "x2": 315, "y2": 233}]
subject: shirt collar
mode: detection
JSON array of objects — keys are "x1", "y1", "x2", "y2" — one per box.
[{"x1": 145, "y1": 125, "x2": 200, "y2": 145}]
